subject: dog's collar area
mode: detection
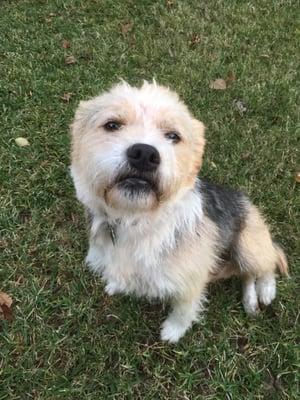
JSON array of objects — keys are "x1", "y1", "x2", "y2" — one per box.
[{"x1": 105, "y1": 221, "x2": 118, "y2": 245}]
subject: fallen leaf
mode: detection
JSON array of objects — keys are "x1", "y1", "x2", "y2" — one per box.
[
  {"x1": 226, "y1": 71, "x2": 236, "y2": 85},
  {"x1": 62, "y1": 39, "x2": 70, "y2": 49},
  {"x1": 241, "y1": 152, "x2": 251, "y2": 161},
  {"x1": 0, "y1": 292, "x2": 13, "y2": 321},
  {"x1": 295, "y1": 171, "x2": 300, "y2": 183},
  {"x1": 0, "y1": 239, "x2": 8, "y2": 249},
  {"x1": 209, "y1": 78, "x2": 227, "y2": 90},
  {"x1": 1, "y1": 304, "x2": 13, "y2": 321},
  {"x1": 0, "y1": 292, "x2": 12, "y2": 307},
  {"x1": 65, "y1": 55, "x2": 76, "y2": 65},
  {"x1": 233, "y1": 99, "x2": 247, "y2": 115},
  {"x1": 167, "y1": 0, "x2": 174, "y2": 6},
  {"x1": 120, "y1": 21, "x2": 134, "y2": 35},
  {"x1": 237, "y1": 336, "x2": 249, "y2": 353},
  {"x1": 15, "y1": 137, "x2": 29, "y2": 147},
  {"x1": 190, "y1": 34, "x2": 201, "y2": 47},
  {"x1": 60, "y1": 92, "x2": 72, "y2": 102}
]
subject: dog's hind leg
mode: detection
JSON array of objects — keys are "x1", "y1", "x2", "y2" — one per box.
[
  {"x1": 235, "y1": 204, "x2": 288, "y2": 313},
  {"x1": 242, "y1": 274, "x2": 259, "y2": 315},
  {"x1": 255, "y1": 245, "x2": 288, "y2": 305},
  {"x1": 256, "y1": 272, "x2": 276, "y2": 306}
]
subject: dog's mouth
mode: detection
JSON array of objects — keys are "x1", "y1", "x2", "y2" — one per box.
[{"x1": 115, "y1": 174, "x2": 158, "y2": 196}]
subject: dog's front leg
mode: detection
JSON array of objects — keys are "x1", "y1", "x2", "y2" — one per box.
[
  {"x1": 160, "y1": 292, "x2": 206, "y2": 343},
  {"x1": 85, "y1": 242, "x2": 105, "y2": 274},
  {"x1": 86, "y1": 244, "x2": 124, "y2": 295}
]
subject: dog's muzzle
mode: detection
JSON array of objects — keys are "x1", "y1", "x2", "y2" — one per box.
[
  {"x1": 112, "y1": 143, "x2": 161, "y2": 196},
  {"x1": 116, "y1": 173, "x2": 158, "y2": 196}
]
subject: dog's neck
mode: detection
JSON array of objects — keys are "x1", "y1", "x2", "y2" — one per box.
[{"x1": 88, "y1": 179, "x2": 203, "y2": 246}]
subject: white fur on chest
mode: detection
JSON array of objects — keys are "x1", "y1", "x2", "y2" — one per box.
[{"x1": 87, "y1": 188, "x2": 203, "y2": 299}]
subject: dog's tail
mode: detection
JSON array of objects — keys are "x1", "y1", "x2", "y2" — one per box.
[{"x1": 273, "y1": 242, "x2": 289, "y2": 277}]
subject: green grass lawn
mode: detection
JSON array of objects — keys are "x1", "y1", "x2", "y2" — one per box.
[{"x1": 1, "y1": 1, "x2": 299, "y2": 398}]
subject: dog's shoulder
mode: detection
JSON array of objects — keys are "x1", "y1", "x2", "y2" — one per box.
[
  {"x1": 196, "y1": 178, "x2": 249, "y2": 253},
  {"x1": 197, "y1": 178, "x2": 247, "y2": 221}
]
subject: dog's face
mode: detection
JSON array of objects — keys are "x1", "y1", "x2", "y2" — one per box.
[{"x1": 71, "y1": 82, "x2": 205, "y2": 213}]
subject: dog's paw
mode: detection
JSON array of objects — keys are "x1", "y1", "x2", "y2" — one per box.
[
  {"x1": 243, "y1": 292, "x2": 259, "y2": 315},
  {"x1": 256, "y1": 276, "x2": 276, "y2": 306},
  {"x1": 160, "y1": 319, "x2": 188, "y2": 343},
  {"x1": 104, "y1": 282, "x2": 122, "y2": 296}
]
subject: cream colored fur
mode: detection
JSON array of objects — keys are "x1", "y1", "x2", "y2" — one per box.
[{"x1": 70, "y1": 81, "x2": 287, "y2": 342}]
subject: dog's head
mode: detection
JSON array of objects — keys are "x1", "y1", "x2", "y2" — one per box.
[{"x1": 71, "y1": 81, "x2": 205, "y2": 214}]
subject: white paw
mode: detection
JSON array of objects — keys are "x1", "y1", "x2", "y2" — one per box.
[
  {"x1": 256, "y1": 277, "x2": 276, "y2": 305},
  {"x1": 104, "y1": 282, "x2": 122, "y2": 296},
  {"x1": 243, "y1": 293, "x2": 259, "y2": 315},
  {"x1": 160, "y1": 319, "x2": 189, "y2": 343}
]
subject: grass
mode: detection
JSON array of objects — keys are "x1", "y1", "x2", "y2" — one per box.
[{"x1": 0, "y1": 0, "x2": 299, "y2": 398}]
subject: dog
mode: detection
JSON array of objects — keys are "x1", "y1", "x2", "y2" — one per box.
[{"x1": 70, "y1": 81, "x2": 288, "y2": 343}]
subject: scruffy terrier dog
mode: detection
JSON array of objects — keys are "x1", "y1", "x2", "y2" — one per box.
[{"x1": 70, "y1": 81, "x2": 288, "y2": 343}]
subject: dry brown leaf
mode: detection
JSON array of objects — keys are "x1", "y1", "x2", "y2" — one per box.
[
  {"x1": 15, "y1": 137, "x2": 29, "y2": 147},
  {"x1": 0, "y1": 292, "x2": 13, "y2": 321},
  {"x1": 120, "y1": 21, "x2": 134, "y2": 35},
  {"x1": 0, "y1": 292, "x2": 12, "y2": 307},
  {"x1": 295, "y1": 171, "x2": 300, "y2": 183},
  {"x1": 190, "y1": 34, "x2": 201, "y2": 47},
  {"x1": 65, "y1": 55, "x2": 76, "y2": 65},
  {"x1": 241, "y1": 152, "x2": 251, "y2": 161},
  {"x1": 62, "y1": 39, "x2": 70, "y2": 49},
  {"x1": 0, "y1": 239, "x2": 8, "y2": 249},
  {"x1": 209, "y1": 78, "x2": 227, "y2": 90},
  {"x1": 226, "y1": 71, "x2": 236, "y2": 85},
  {"x1": 237, "y1": 336, "x2": 249, "y2": 353},
  {"x1": 1, "y1": 304, "x2": 13, "y2": 321},
  {"x1": 60, "y1": 92, "x2": 72, "y2": 103}
]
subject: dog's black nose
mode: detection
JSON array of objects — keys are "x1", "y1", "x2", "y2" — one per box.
[{"x1": 127, "y1": 143, "x2": 160, "y2": 172}]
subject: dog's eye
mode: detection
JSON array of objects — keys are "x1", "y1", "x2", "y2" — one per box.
[
  {"x1": 103, "y1": 121, "x2": 122, "y2": 131},
  {"x1": 165, "y1": 131, "x2": 181, "y2": 144}
]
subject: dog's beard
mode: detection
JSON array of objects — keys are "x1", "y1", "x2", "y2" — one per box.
[{"x1": 104, "y1": 169, "x2": 161, "y2": 211}]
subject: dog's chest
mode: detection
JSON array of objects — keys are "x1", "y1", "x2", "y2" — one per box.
[{"x1": 99, "y1": 222, "x2": 178, "y2": 298}]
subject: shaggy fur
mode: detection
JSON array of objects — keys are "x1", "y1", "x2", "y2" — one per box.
[{"x1": 70, "y1": 81, "x2": 288, "y2": 342}]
